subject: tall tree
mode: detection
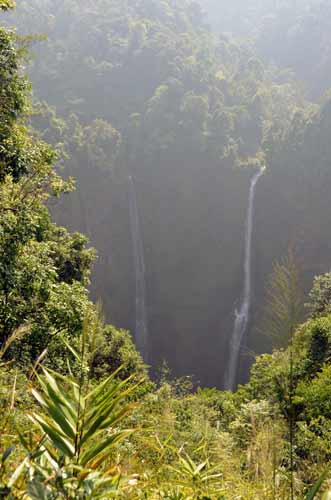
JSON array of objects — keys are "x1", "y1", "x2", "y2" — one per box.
[
  {"x1": 260, "y1": 249, "x2": 304, "y2": 349},
  {"x1": 0, "y1": 4, "x2": 95, "y2": 365}
]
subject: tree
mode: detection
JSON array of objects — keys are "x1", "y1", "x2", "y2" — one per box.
[
  {"x1": 0, "y1": 1, "x2": 15, "y2": 11},
  {"x1": 0, "y1": 4, "x2": 95, "y2": 366},
  {"x1": 259, "y1": 249, "x2": 305, "y2": 500},
  {"x1": 260, "y1": 249, "x2": 304, "y2": 349},
  {"x1": 306, "y1": 271, "x2": 331, "y2": 319}
]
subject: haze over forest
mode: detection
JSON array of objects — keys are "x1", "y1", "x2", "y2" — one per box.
[
  {"x1": 2, "y1": 1, "x2": 331, "y2": 498},
  {"x1": 4, "y1": 0, "x2": 331, "y2": 388}
]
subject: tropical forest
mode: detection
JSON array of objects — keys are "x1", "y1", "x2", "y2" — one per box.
[{"x1": 2, "y1": 0, "x2": 331, "y2": 497}]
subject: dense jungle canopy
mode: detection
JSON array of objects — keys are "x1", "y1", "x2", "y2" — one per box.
[{"x1": 6, "y1": 0, "x2": 330, "y2": 386}]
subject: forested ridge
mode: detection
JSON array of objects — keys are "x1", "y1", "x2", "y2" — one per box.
[
  {"x1": 2, "y1": 0, "x2": 331, "y2": 498},
  {"x1": 203, "y1": 0, "x2": 331, "y2": 99},
  {"x1": 3, "y1": 0, "x2": 310, "y2": 385}
]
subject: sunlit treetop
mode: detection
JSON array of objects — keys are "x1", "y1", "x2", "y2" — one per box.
[{"x1": 0, "y1": 0, "x2": 15, "y2": 11}]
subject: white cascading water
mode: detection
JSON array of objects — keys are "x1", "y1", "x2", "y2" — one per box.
[
  {"x1": 128, "y1": 176, "x2": 148, "y2": 361},
  {"x1": 225, "y1": 167, "x2": 265, "y2": 391}
]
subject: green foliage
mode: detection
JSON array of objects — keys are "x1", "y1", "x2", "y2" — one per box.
[
  {"x1": 0, "y1": 11, "x2": 96, "y2": 368},
  {"x1": 305, "y1": 471, "x2": 329, "y2": 500},
  {"x1": 91, "y1": 324, "x2": 147, "y2": 381},
  {"x1": 302, "y1": 316, "x2": 331, "y2": 378},
  {"x1": 260, "y1": 250, "x2": 305, "y2": 348},
  {"x1": 3, "y1": 0, "x2": 316, "y2": 388},
  {"x1": 307, "y1": 272, "x2": 331, "y2": 319},
  {"x1": 203, "y1": 0, "x2": 331, "y2": 99},
  {"x1": 0, "y1": 328, "x2": 142, "y2": 498},
  {"x1": 3, "y1": 0, "x2": 331, "y2": 394},
  {"x1": 295, "y1": 365, "x2": 331, "y2": 420},
  {"x1": 0, "y1": 26, "x2": 29, "y2": 180},
  {"x1": 196, "y1": 387, "x2": 236, "y2": 429},
  {"x1": 240, "y1": 352, "x2": 281, "y2": 401},
  {"x1": 10, "y1": 0, "x2": 289, "y2": 386},
  {"x1": 25, "y1": 370, "x2": 135, "y2": 497},
  {"x1": 0, "y1": 1, "x2": 15, "y2": 10},
  {"x1": 3, "y1": 1, "x2": 331, "y2": 498},
  {"x1": 229, "y1": 399, "x2": 273, "y2": 448},
  {"x1": 167, "y1": 451, "x2": 224, "y2": 499}
]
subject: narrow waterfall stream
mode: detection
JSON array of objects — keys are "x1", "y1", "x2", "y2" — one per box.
[
  {"x1": 225, "y1": 168, "x2": 265, "y2": 391},
  {"x1": 128, "y1": 176, "x2": 148, "y2": 361}
]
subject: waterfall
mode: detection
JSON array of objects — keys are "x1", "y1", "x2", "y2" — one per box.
[
  {"x1": 128, "y1": 176, "x2": 148, "y2": 361},
  {"x1": 225, "y1": 167, "x2": 265, "y2": 391}
]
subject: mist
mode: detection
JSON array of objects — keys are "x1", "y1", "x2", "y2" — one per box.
[{"x1": 3, "y1": 0, "x2": 331, "y2": 389}]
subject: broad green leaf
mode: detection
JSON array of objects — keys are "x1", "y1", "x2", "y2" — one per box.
[
  {"x1": 81, "y1": 404, "x2": 134, "y2": 446},
  {"x1": 80, "y1": 430, "x2": 133, "y2": 466},
  {"x1": 31, "y1": 387, "x2": 76, "y2": 440},
  {"x1": 29, "y1": 413, "x2": 75, "y2": 457}
]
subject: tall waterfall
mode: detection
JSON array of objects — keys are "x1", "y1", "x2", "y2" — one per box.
[
  {"x1": 128, "y1": 176, "x2": 148, "y2": 361},
  {"x1": 225, "y1": 168, "x2": 265, "y2": 391}
]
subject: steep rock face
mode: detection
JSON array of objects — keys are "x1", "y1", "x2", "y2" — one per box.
[
  {"x1": 138, "y1": 160, "x2": 252, "y2": 386},
  {"x1": 53, "y1": 148, "x2": 253, "y2": 387}
]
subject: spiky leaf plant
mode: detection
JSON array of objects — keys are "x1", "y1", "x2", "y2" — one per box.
[
  {"x1": 2, "y1": 310, "x2": 142, "y2": 499},
  {"x1": 167, "y1": 451, "x2": 224, "y2": 500},
  {"x1": 26, "y1": 366, "x2": 137, "y2": 498}
]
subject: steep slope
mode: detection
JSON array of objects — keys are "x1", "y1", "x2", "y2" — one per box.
[
  {"x1": 5, "y1": 0, "x2": 313, "y2": 386},
  {"x1": 201, "y1": 0, "x2": 331, "y2": 99}
]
